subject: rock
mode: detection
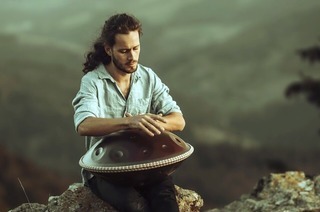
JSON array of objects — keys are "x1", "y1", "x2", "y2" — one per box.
[
  {"x1": 7, "y1": 203, "x2": 46, "y2": 212},
  {"x1": 175, "y1": 185, "x2": 204, "y2": 212},
  {"x1": 208, "y1": 171, "x2": 320, "y2": 212},
  {"x1": 9, "y1": 183, "x2": 203, "y2": 212}
]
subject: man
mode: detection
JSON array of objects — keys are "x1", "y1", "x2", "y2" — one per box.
[{"x1": 72, "y1": 13, "x2": 185, "y2": 211}]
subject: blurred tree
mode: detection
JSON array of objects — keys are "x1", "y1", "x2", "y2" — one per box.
[{"x1": 285, "y1": 42, "x2": 320, "y2": 107}]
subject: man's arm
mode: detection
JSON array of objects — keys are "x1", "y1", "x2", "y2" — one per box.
[
  {"x1": 77, "y1": 113, "x2": 170, "y2": 137},
  {"x1": 125, "y1": 112, "x2": 185, "y2": 134},
  {"x1": 158, "y1": 112, "x2": 185, "y2": 132},
  {"x1": 77, "y1": 117, "x2": 129, "y2": 137}
]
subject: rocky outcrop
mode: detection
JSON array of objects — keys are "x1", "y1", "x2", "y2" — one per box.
[
  {"x1": 209, "y1": 171, "x2": 320, "y2": 212},
  {"x1": 12, "y1": 171, "x2": 320, "y2": 212},
  {"x1": 9, "y1": 183, "x2": 203, "y2": 212}
]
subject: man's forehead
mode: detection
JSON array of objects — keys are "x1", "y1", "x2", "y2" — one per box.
[{"x1": 114, "y1": 31, "x2": 140, "y2": 48}]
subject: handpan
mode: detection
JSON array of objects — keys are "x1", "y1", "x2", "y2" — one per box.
[{"x1": 79, "y1": 131, "x2": 194, "y2": 186}]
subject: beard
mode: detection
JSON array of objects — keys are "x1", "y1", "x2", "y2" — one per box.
[{"x1": 112, "y1": 54, "x2": 138, "y2": 74}]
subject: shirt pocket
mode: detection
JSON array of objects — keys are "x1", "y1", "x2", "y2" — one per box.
[
  {"x1": 129, "y1": 98, "x2": 151, "y2": 115},
  {"x1": 100, "y1": 93, "x2": 126, "y2": 118}
]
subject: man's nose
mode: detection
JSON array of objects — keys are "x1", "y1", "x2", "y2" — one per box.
[{"x1": 127, "y1": 50, "x2": 134, "y2": 60}]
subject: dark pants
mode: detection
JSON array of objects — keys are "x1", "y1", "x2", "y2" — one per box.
[{"x1": 87, "y1": 175, "x2": 179, "y2": 212}]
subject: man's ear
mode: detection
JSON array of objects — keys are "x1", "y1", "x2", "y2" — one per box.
[{"x1": 104, "y1": 46, "x2": 112, "y2": 56}]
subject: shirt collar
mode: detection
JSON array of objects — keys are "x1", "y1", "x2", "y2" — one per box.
[{"x1": 96, "y1": 64, "x2": 141, "y2": 83}]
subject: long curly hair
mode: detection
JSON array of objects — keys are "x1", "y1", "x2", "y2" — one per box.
[{"x1": 82, "y1": 13, "x2": 143, "y2": 74}]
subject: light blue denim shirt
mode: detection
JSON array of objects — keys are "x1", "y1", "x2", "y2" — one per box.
[
  {"x1": 72, "y1": 64, "x2": 182, "y2": 183},
  {"x1": 72, "y1": 64, "x2": 182, "y2": 149}
]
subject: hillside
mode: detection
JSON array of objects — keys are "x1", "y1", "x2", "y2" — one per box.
[
  {"x1": 0, "y1": 33, "x2": 84, "y2": 175},
  {"x1": 1, "y1": 0, "x2": 320, "y2": 210},
  {"x1": 0, "y1": 145, "x2": 73, "y2": 211}
]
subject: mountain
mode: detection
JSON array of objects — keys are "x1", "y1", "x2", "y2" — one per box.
[{"x1": 1, "y1": 0, "x2": 320, "y2": 209}]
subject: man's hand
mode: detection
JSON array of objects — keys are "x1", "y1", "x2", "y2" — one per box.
[{"x1": 125, "y1": 113, "x2": 166, "y2": 136}]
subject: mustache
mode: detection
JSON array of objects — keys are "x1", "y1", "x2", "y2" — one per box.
[{"x1": 126, "y1": 60, "x2": 137, "y2": 65}]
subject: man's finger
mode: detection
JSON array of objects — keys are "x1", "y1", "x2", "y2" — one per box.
[
  {"x1": 141, "y1": 118, "x2": 162, "y2": 135},
  {"x1": 143, "y1": 117, "x2": 165, "y2": 134},
  {"x1": 149, "y1": 114, "x2": 167, "y2": 123},
  {"x1": 138, "y1": 122, "x2": 155, "y2": 136},
  {"x1": 125, "y1": 112, "x2": 133, "y2": 117}
]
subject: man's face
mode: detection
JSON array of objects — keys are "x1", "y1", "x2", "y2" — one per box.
[{"x1": 109, "y1": 30, "x2": 140, "y2": 74}]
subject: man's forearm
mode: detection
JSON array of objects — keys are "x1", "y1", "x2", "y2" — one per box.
[
  {"x1": 161, "y1": 112, "x2": 185, "y2": 132},
  {"x1": 77, "y1": 117, "x2": 129, "y2": 136},
  {"x1": 77, "y1": 112, "x2": 185, "y2": 137}
]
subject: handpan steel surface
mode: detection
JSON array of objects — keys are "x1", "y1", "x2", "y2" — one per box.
[{"x1": 79, "y1": 131, "x2": 193, "y2": 185}]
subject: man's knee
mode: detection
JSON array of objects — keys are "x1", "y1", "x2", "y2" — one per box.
[{"x1": 87, "y1": 176, "x2": 149, "y2": 211}]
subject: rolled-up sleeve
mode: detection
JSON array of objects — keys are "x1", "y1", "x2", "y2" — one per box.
[
  {"x1": 151, "y1": 72, "x2": 182, "y2": 115},
  {"x1": 72, "y1": 76, "x2": 100, "y2": 131}
]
